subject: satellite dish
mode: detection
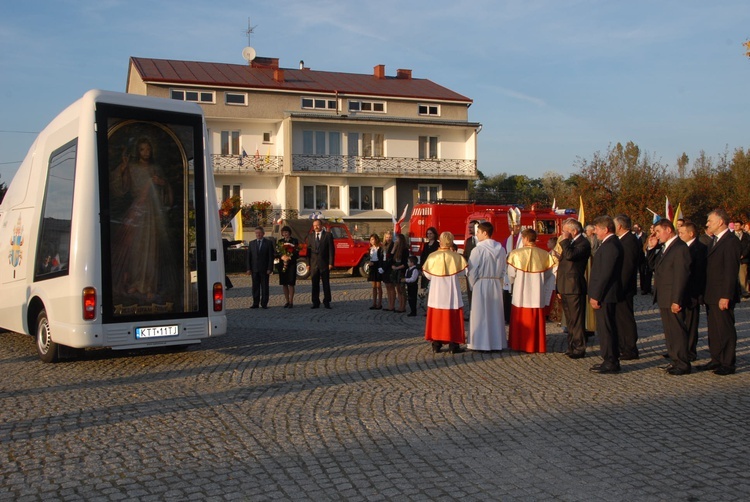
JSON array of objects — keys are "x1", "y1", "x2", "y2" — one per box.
[{"x1": 242, "y1": 46, "x2": 256, "y2": 62}]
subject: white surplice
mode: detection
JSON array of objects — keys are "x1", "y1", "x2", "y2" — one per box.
[{"x1": 467, "y1": 239, "x2": 507, "y2": 351}]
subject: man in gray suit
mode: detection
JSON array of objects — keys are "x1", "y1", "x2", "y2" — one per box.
[
  {"x1": 247, "y1": 226, "x2": 275, "y2": 309},
  {"x1": 556, "y1": 219, "x2": 591, "y2": 359}
]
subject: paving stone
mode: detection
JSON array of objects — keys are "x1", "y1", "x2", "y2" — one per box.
[{"x1": 1, "y1": 274, "x2": 749, "y2": 500}]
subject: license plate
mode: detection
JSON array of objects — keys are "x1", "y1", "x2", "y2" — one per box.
[{"x1": 135, "y1": 325, "x2": 179, "y2": 339}]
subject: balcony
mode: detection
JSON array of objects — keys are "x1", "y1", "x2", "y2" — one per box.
[
  {"x1": 293, "y1": 154, "x2": 477, "y2": 178},
  {"x1": 212, "y1": 154, "x2": 283, "y2": 174}
]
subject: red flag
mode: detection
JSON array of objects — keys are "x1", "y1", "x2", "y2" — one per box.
[{"x1": 665, "y1": 196, "x2": 673, "y2": 221}]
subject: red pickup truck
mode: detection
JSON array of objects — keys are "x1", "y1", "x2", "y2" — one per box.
[{"x1": 271, "y1": 219, "x2": 370, "y2": 279}]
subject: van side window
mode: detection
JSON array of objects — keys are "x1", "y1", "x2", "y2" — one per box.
[{"x1": 35, "y1": 139, "x2": 77, "y2": 281}]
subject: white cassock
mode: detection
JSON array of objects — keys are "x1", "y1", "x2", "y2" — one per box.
[{"x1": 467, "y1": 239, "x2": 507, "y2": 351}]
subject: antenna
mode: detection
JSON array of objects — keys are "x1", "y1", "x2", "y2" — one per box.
[
  {"x1": 245, "y1": 18, "x2": 256, "y2": 46},
  {"x1": 242, "y1": 46, "x2": 256, "y2": 63},
  {"x1": 242, "y1": 17, "x2": 257, "y2": 63}
]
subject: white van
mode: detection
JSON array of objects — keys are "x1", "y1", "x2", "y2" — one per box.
[{"x1": 0, "y1": 90, "x2": 227, "y2": 362}]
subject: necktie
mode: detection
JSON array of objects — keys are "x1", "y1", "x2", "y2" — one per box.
[
  {"x1": 257, "y1": 239, "x2": 262, "y2": 251},
  {"x1": 316, "y1": 233, "x2": 321, "y2": 245}
]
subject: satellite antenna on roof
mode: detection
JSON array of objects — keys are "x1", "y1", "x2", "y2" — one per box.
[
  {"x1": 242, "y1": 46, "x2": 256, "y2": 63},
  {"x1": 242, "y1": 17, "x2": 257, "y2": 63}
]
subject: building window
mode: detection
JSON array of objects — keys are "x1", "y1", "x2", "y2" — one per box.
[
  {"x1": 362, "y1": 133, "x2": 384, "y2": 157},
  {"x1": 304, "y1": 185, "x2": 340, "y2": 210},
  {"x1": 220, "y1": 131, "x2": 240, "y2": 155},
  {"x1": 171, "y1": 89, "x2": 215, "y2": 103},
  {"x1": 418, "y1": 184, "x2": 441, "y2": 203},
  {"x1": 301, "y1": 97, "x2": 337, "y2": 111},
  {"x1": 419, "y1": 136, "x2": 438, "y2": 159},
  {"x1": 348, "y1": 100, "x2": 385, "y2": 113},
  {"x1": 225, "y1": 92, "x2": 247, "y2": 106},
  {"x1": 263, "y1": 131, "x2": 272, "y2": 144},
  {"x1": 222, "y1": 185, "x2": 241, "y2": 202},
  {"x1": 350, "y1": 186, "x2": 384, "y2": 211},
  {"x1": 302, "y1": 131, "x2": 341, "y2": 155},
  {"x1": 418, "y1": 104, "x2": 440, "y2": 116}
]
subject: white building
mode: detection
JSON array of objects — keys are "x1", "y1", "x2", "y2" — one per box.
[{"x1": 126, "y1": 56, "x2": 480, "y2": 235}]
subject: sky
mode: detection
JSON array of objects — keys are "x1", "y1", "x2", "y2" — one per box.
[{"x1": 1, "y1": 0, "x2": 749, "y2": 186}]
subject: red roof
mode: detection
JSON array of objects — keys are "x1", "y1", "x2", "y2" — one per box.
[{"x1": 130, "y1": 57, "x2": 472, "y2": 103}]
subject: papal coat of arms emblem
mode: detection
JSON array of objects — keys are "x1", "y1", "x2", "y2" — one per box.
[{"x1": 9, "y1": 214, "x2": 24, "y2": 267}]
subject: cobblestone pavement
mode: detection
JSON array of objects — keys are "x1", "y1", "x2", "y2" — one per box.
[{"x1": 1, "y1": 273, "x2": 749, "y2": 501}]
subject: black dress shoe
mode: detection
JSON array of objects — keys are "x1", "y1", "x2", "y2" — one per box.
[
  {"x1": 324, "y1": 303, "x2": 332, "y2": 309},
  {"x1": 262, "y1": 305, "x2": 268, "y2": 309},
  {"x1": 620, "y1": 353, "x2": 639, "y2": 361},
  {"x1": 311, "y1": 304, "x2": 320, "y2": 309},
  {"x1": 250, "y1": 305, "x2": 259, "y2": 309},
  {"x1": 713, "y1": 366, "x2": 736, "y2": 376},
  {"x1": 667, "y1": 367, "x2": 691, "y2": 375},
  {"x1": 449, "y1": 345, "x2": 466, "y2": 354},
  {"x1": 567, "y1": 352, "x2": 586, "y2": 359},
  {"x1": 431, "y1": 341, "x2": 442, "y2": 353},
  {"x1": 590, "y1": 363, "x2": 620, "y2": 374},
  {"x1": 662, "y1": 353, "x2": 671, "y2": 359},
  {"x1": 695, "y1": 361, "x2": 720, "y2": 371}
]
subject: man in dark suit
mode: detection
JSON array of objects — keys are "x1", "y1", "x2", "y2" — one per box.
[
  {"x1": 614, "y1": 214, "x2": 642, "y2": 360},
  {"x1": 678, "y1": 221, "x2": 707, "y2": 362},
  {"x1": 556, "y1": 218, "x2": 591, "y2": 359},
  {"x1": 587, "y1": 216, "x2": 624, "y2": 374},
  {"x1": 732, "y1": 219, "x2": 750, "y2": 298},
  {"x1": 247, "y1": 226, "x2": 274, "y2": 308},
  {"x1": 634, "y1": 223, "x2": 652, "y2": 295},
  {"x1": 647, "y1": 220, "x2": 692, "y2": 375},
  {"x1": 697, "y1": 209, "x2": 741, "y2": 375},
  {"x1": 307, "y1": 219, "x2": 335, "y2": 309}
]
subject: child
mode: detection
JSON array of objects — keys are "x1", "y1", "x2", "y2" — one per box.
[
  {"x1": 367, "y1": 233, "x2": 384, "y2": 309},
  {"x1": 402, "y1": 255, "x2": 420, "y2": 317}
]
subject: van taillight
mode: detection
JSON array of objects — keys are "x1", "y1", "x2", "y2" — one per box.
[
  {"x1": 213, "y1": 283, "x2": 224, "y2": 312},
  {"x1": 82, "y1": 287, "x2": 96, "y2": 320}
]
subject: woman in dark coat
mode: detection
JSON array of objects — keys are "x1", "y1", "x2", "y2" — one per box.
[
  {"x1": 275, "y1": 226, "x2": 299, "y2": 308},
  {"x1": 420, "y1": 227, "x2": 439, "y2": 289}
]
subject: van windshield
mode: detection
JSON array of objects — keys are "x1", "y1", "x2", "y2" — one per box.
[{"x1": 97, "y1": 105, "x2": 206, "y2": 321}]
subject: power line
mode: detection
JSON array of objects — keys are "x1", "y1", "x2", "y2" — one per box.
[{"x1": 0, "y1": 130, "x2": 38, "y2": 134}]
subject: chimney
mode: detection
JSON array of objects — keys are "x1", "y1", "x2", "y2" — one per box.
[
  {"x1": 396, "y1": 69, "x2": 412, "y2": 80},
  {"x1": 299, "y1": 60, "x2": 305, "y2": 69},
  {"x1": 250, "y1": 57, "x2": 279, "y2": 69},
  {"x1": 274, "y1": 68, "x2": 285, "y2": 82},
  {"x1": 373, "y1": 64, "x2": 386, "y2": 79}
]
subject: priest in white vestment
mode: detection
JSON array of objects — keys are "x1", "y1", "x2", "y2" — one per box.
[
  {"x1": 467, "y1": 221, "x2": 507, "y2": 351},
  {"x1": 506, "y1": 229, "x2": 556, "y2": 353}
]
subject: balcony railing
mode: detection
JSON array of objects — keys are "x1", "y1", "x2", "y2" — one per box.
[
  {"x1": 293, "y1": 154, "x2": 476, "y2": 177},
  {"x1": 212, "y1": 154, "x2": 283, "y2": 174},
  {"x1": 211, "y1": 153, "x2": 477, "y2": 178}
]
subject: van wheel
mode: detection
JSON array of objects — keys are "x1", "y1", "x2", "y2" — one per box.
[
  {"x1": 357, "y1": 256, "x2": 370, "y2": 278},
  {"x1": 296, "y1": 259, "x2": 311, "y2": 279},
  {"x1": 36, "y1": 309, "x2": 59, "y2": 363}
]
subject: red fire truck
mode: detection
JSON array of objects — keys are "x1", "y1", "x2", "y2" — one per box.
[
  {"x1": 467, "y1": 207, "x2": 576, "y2": 251},
  {"x1": 409, "y1": 202, "x2": 509, "y2": 256},
  {"x1": 408, "y1": 202, "x2": 575, "y2": 256}
]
